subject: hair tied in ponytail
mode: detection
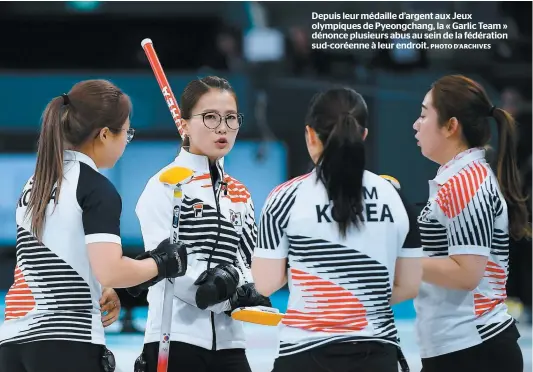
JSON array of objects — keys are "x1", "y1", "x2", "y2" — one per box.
[
  {"x1": 306, "y1": 87, "x2": 369, "y2": 238},
  {"x1": 61, "y1": 94, "x2": 70, "y2": 106}
]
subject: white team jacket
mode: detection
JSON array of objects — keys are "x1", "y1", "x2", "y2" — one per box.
[{"x1": 135, "y1": 148, "x2": 257, "y2": 350}]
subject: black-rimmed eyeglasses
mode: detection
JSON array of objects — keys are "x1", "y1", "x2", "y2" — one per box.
[{"x1": 191, "y1": 112, "x2": 243, "y2": 130}]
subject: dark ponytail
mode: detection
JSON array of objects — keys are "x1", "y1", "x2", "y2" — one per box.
[
  {"x1": 307, "y1": 87, "x2": 369, "y2": 238},
  {"x1": 26, "y1": 97, "x2": 66, "y2": 241},
  {"x1": 316, "y1": 115, "x2": 365, "y2": 237},
  {"x1": 492, "y1": 107, "x2": 531, "y2": 240}
]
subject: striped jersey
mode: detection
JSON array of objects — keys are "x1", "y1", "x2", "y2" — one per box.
[
  {"x1": 253, "y1": 168, "x2": 422, "y2": 356},
  {"x1": 414, "y1": 147, "x2": 514, "y2": 358},
  {"x1": 136, "y1": 148, "x2": 256, "y2": 350},
  {"x1": 0, "y1": 150, "x2": 121, "y2": 346}
]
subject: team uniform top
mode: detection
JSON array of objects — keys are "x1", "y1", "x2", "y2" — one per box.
[
  {"x1": 136, "y1": 148, "x2": 256, "y2": 351},
  {"x1": 0, "y1": 151, "x2": 121, "y2": 346},
  {"x1": 253, "y1": 168, "x2": 423, "y2": 357},
  {"x1": 414, "y1": 148, "x2": 515, "y2": 358}
]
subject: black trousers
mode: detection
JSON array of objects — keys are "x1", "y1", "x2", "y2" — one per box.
[
  {"x1": 141, "y1": 341, "x2": 252, "y2": 372},
  {"x1": 271, "y1": 341, "x2": 399, "y2": 372},
  {"x1": 508, "y1": 237, "x2": 532, "y2": 308},
  {"x1": 0, "y1": 341, "x2": 108, "y2": 372},
  {"x1": 421, "y1": 323, "x2": 523, "y2": 372}
]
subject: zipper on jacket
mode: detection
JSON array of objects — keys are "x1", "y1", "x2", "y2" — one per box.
[
  {"x1": 207, "y1": 160, "x2": 226, "y2": 351},
  {"x1": 210, "y1": 312, "x2": 216, "y2": 351}
]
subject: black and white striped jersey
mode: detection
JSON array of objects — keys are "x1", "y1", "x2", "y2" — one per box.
[
  {"x1": 414, "y1": 148, "x2": 514, "y2": 358},
  {"x1": 0, "y1": 150, "x2": 121, "y2": 346},
  {"x1": 253, "y1": 168, "x2": 422, "y2": 356},
  {"x1": 135, "y1": 149, "x2": 256, "y2": 351}
]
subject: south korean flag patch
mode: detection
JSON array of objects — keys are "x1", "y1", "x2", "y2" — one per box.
[{"x1": 229, "y1": 209, "x2": 242, "y2": 227}]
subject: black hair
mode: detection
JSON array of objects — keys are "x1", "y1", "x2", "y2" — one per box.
[
  {"x1": 306, "y1": 87, "x2": 368, "y2": 237},
  {"x1": 179, "y1": 76, "x2": 237, "y2": 148}
]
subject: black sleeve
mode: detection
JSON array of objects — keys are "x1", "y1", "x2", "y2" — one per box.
[
  {"x1": 77, "y1": 163, "x2": 122, "y2": 244},
  {"x1": 397, "y1": 188, "x2": 422, "y2": 251}
]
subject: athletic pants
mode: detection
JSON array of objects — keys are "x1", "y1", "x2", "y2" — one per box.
[
  {"x1": 271, "y1": 341, "x2": 399, "y2": 372},
  {"x1": 421, "y1": 322, "x2": 523, "y2": 372},
  {"x1": 0, "y1": 340, "x2": 108, "y2": 372},
  {"x1": 141, "y1": 341, "x2": 252, "y2": 372},
  {"x1": 508, "y1": 237, "x2": 532, "y2": 309}
]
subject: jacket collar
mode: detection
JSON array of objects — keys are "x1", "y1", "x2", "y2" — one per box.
[
  {"x1": 433, "y1": 147, "x2": 486, "y2": 185},
  {"x1": 64, "y1": 150, "x2": 99, "y2": 172},
  {"x1": 174, "y1": 148, "x2": 225, "y2": 174}
]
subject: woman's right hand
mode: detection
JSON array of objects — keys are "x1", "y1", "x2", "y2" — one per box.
[
  {"x1": 149, "y1": 238, "x2": 188, "y2": 280},
  {"x1": 126, "y1": 238, "x2": 188, "y2": 297}
]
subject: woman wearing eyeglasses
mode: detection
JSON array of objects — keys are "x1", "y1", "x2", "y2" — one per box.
[
  {"x1": 0, "y1": 80, "x2": 187, "y2": 372},
  {"x1": 131, "y1": 76, "x2": 271, "y2": 372}
]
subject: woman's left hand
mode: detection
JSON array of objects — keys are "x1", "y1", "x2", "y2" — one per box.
[{"x1": 100, "y1": 288, "x2": 121, "y2": 327}]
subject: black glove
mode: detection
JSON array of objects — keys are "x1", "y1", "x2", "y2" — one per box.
[
  {"x1": 126, "y1": 238, "x2": 188, "y2": 297},
  {"x1": 194, "y1": 264, "x2": 240, "y2": 310},
  {"x1": 226, "y1": 283, "x2": 272, "y2": 316},
  {"x1": 134, "y1": 352, "x2": 146, "y2": 372}
]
